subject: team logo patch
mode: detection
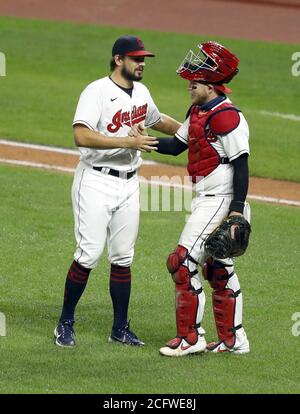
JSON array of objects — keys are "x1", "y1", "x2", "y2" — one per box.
[
  {"x1": 136, "y1": 38, "x2": 145, "y2": 48},
  {"x1": 107, "y1": 104, "x2": 148, "y2": 133}
]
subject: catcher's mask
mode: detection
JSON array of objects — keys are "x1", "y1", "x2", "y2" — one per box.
[{"x1": 177, "y1": 41, "x2": 239, "y2": 93}]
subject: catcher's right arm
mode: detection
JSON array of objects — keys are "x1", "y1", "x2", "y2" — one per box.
[{"x1": 204, "y1": 215, "x2": 251, "y2": 259}]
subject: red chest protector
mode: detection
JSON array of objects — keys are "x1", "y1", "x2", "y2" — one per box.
[{"x1": 187, "y1": 102, "x2": 240, "y2": 182}]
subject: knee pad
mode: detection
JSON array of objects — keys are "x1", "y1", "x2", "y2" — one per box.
[
  {"x1": 203, "y1": 257, "x2": 233, "y2": 290},
  {"x1": 167, "y1": 245, "x2": 188, "y2": 275},
  {"x1": 167, "y1": 245, "x2": 191, "y2": 284}
]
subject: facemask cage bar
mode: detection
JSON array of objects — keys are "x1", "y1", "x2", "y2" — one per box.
[{"x1": 176, "y1": 48, "x2": 217, "y2": 76}]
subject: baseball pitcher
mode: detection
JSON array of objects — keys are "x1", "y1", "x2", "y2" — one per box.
[{"x1": 54, "y1": 36, "x2": 181, "y2": 347}]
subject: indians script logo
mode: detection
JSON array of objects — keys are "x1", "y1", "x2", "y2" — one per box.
[{"x1": 107, "y1": 104, "x2": 148, "y2": 133}]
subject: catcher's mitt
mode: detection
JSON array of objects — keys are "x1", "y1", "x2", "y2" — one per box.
[{"x1": 204, "y1": 215, "x2": 251, "y2": 259}]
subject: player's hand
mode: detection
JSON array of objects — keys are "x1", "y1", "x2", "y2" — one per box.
[
  {"x1": 128, "y1": 123, "x2": 147, "y2": 137},
  {"x1": 228, "y1": 211, "x2": 243, "y2": 239},
  {"x1": 127, "y1": 134, "x2": 158, "y2": 152}
]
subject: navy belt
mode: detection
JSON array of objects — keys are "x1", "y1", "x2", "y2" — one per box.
[
  {"x1": 93, "y1": 166, "x2": 136, "y2": 179},
  {"x1": 220, "y1": 157, "x2": 230, "y2": 164}
]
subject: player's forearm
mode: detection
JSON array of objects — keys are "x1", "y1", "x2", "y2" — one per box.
[
  {"x1": 73, "y1": 125, "x2": 158, "y2": 152},
  {"x1": 151, "y1": 113, "x2": 182, "y2": 136},
  {"x1": 74, "y1": 126, "x2": 129, "y2": 149},
  {"x1": 156, "y1": 137, "x2": 187, "y2": 156},
  {"x1": 229, "y1": 154, "x2": 249, "y2": 214}
]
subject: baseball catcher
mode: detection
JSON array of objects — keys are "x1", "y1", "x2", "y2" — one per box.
[{"x1": 151, "y1": 41, "x2": 251, "y2": 356}]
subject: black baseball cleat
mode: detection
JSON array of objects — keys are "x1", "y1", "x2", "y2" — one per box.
[
  {"x1": 54, "y1": 320, "x2": 76, "y2": 347},
  {"x1": 108, "y1": 321, "x2": 145, "y2": 346}
]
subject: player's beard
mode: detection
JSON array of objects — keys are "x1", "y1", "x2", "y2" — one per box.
[
  {"x1": 193, "y1": 95, "x2": 207, "y2": 105},
  {"x1": 121, "y1": 66, "x2": 143, "y2": 82},
  {"x1": 191, "y1": 90, "x2": 210, "y2": 105}
]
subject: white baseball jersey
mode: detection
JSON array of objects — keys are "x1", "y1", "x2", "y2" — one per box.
[
  {"x1": 73, "y1": 76, "x2": 161, "y2": 171},
  {"x1": 175, "y1": 98, "x2": 250, "y2": 196}
]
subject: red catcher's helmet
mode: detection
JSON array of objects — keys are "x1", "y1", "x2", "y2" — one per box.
[{"x1": 177, "y1": 41, "x2": 239, "y2": 85}]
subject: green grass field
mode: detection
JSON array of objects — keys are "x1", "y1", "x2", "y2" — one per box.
[
  {"x1": 0, "y1": 164, "x2": 299, "y2": 394},
  {"x1": 0, "y1": 17, "x2": 300, "y2": 181}
]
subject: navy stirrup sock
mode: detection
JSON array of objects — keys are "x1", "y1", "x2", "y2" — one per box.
[
  {"x1": 60, "y1": 260, "x2": 91, "y2": 322},
  {"x1": 110, "y1": 264, "x2": 131, "y2": 331}
]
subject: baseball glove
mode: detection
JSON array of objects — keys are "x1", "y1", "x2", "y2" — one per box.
[{"x1": 204, "y1": 215, "x2": 251, "y2": 259}]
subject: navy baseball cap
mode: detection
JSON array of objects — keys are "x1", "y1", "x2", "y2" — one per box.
[{"x1": 112, "y1": 36, "x2": 155, "y2": 57}]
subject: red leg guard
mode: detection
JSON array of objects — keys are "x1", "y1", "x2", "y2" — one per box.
[
  {"x1": 167, "y1": 245, "x2": 188, "y2": 275},
  {"x1": 175, "y1": 266, "x2": 199, "y2": 340},
  {"x1": 204, "y1": 258, "x2": 237, "y2": 348},
  {"x1": 204, "y1": 257, "x2": 228, "y2": 290},
  {"x1": 167, "y1": 246, "x2": 199, "y2": 342},
  {"x1": 212, "y1": 289, "x2": 236, "y2": 348}
]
